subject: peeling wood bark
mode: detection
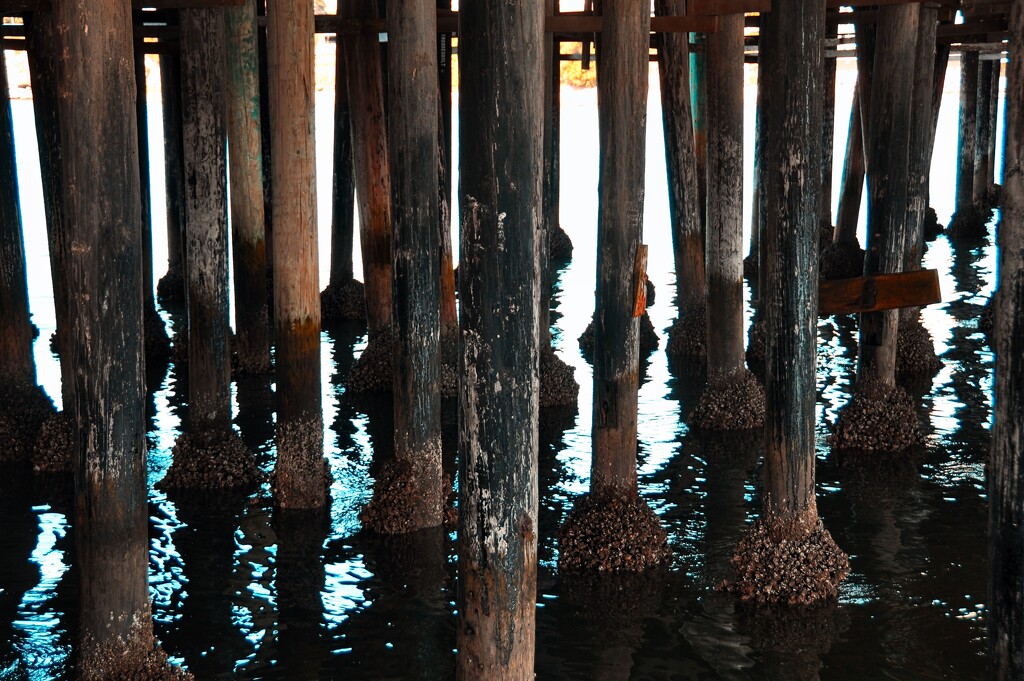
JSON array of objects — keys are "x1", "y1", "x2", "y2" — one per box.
[
  {"x1": 226, "y1": 0, "x2": 271, "y2": 373},
  {"x1": 955, "y1": 50, "x2": 979, "y2": 214},
  {"x1": 705, "y1": 12, "x2": 744, "y2": 377},
  {"x1": 456, "y1": 0, "x2": 542, "y2": 676},
  {"x1": 988, "y1": 2, "x2": 1023, "y2": 676},
  {"x1": 181, "y1": 9, "x2": 232, "y2": 431},
  {"x1": 760, "y1": 0, "x2": 824, "y2": 529},
  {"x1": 905, "y1": 6, "x2": 937, "y2": 270},
  {"x1": 656, "y1": 0, "x2": 705, "y2": 314},
  {"x1": 0, "y1": 44, "x2": 33, "y2": 388},
  {"x1": 342, "y1": 0, "x2": 393, "y2": 334},
  {"x1": 386, "y1": 0, "x2": 443, "y2": 529},
  {"x1": 858, "y1": 3, "x2": 918, "y2": 386},
  {"x1": 268, "y1": 0, "x2": 327, "y2": 509},
  {"x1": 329, "y1": 29, "x2": 355, "y2": 286},
  {"x1": 53, "y1": 0, "x2": 152, "y2": 665}
]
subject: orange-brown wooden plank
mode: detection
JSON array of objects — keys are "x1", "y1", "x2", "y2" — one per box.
[{"x1": 818, "y1": 269, "x2": 941, "y2": 316}]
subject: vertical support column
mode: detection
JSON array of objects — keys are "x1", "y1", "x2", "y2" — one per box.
[
  {"x1": 857, "y1": 3, "x2": 919, "y2": 385},
  {"x1": 690, "y1": 32, "x2": 707, "y2": 232},
  {"x1": 988, "y1": 58, "x2": 1001, "y2": 190},
  {"x1": 330, "y1": 30, "x2": 355, "y2": 288},
  {"x1": 0, "y1": 46, "x2": 34, "y2": 390},
  {"x1": 457, "y1": 1, "x2": 542, "y2": 676},
  {"x1": 989, "y1": 5, "x2": 1023, "y2": 675},
  {"x1": 975, "y1": 58, "x2": 995, "y2": 205},
  {"x1": 226, "y1": 0, "x2": 272, "y2": 373},
  {"x1": 158, "y1": 50, "x2": 187, "y2": 308},
  {"x1": 955, "y1": 50, "x2": 979, "y2": 215},
  {"x1": 821, "y1": 23, "x2": 838, "y2": 233},
  {"x1": 905, "y1": 6, "x2": 938, "y2": 269},
  {"x1": 437, "y1": 0, "x2": 458, "y2": 337},
  {"x1": 343, "y1": 0, "x2": 393, "y2": 335},
  {"x1": 181, "y1": 9, "x2": 232, "y2": 433},
  {"x1": 268, "y1": 0, "x2": 328, "y2": 509},
  {"x1": 53, "y1": 0, "x2": 175, "y2": 673},
  {"x1": 704, "y1": 13, "x2": 744, "y2": 379},
  {"x1": 657, "y1": 0, "x2": 704, "y2": 314},
  {"x1": 728, "y1": 0, "x2": 848, "y2": 606},
  {"x1": 362, "y1": 0, "x2": 443, "y2": 533},
  {"x1": 834, "y1": 80, "x2": 864, "y2": 244}
]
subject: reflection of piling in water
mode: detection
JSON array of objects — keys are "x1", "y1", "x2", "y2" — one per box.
[
  {"x1": 274, "y1": 509, "x2": 330, "y2": 678},
  {"x1": 989, "y1": 6, "x2": 1022, "y2": 676}
]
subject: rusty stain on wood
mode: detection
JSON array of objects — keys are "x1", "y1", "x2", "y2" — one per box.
[
  {"x1": 632, "y1": 244, "x2": 648, "y2": 317},
  {"x1": 818, "y1": 269, "x2": 941, "y2": 316}
]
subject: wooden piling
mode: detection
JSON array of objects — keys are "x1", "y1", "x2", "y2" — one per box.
[
  {"x1": 834, "y1": 84, "x2": 863, "y2": 244},
  {"x1": 821, "y1": 27, "x2": 837, "y2": 233},
  {"x1": 705, "y1": 13, "x2": 745, "y2": 378},
  {"x1": 226, "y1": 0, "x2": 272, "y2": 374},
  {"x1": 989, "y1": 6, "x2": 1023, "y2": 676},
  {"x1": 690, "y1": 33, "x2": 708, "y2": 231},
  {"x1": 159, "y1": 51, "x2": 187, "y2": 306},
  {"x1": 371, "y1": 0, "x2": 443, "y2": 532},
  {"x1": 457, "y1": 0, "x2": 542, "y2": 675},
  {"x1": 329, "y1": 32, "x2": 355, "y2": 287},
  {"x1": 955, "y1": 50, "x2": 979, "y2": 214},
  {"x1": 53, "y1": 0, "x2": 167, "y2": 671},
  {"x1": 905, "y1": 6, "x2": 937, "y2": 269},
  {"x1": 181, "y1": 9, "x2": 232, "y2": 432},
  {"x1": 858, "y1": 3, "x2": 919, "y2": 385},
  {"x1": 438, "y1": 0, "x2": 457, "y2": 336},
  {"x1": 342, "y1": 0, "x2": 393, "y2": 335},
  {"x1": 0, "y1": 46, "x2": 33, "y2": 390},
  {"x1": 268, "y1": 0, "x2": 328, "y2": 509},
  {"x1": 657, "y1": 0, "x2": 705, "y2": 314},
  {"x1": 987, "y1": 58, "x2": 1001, "y2": 191},
  {"x1": 975, "y1": 58, "x2": 994, "y2": 204}
]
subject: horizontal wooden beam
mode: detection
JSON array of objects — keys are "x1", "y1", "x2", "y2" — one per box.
[
  {"x1": 0, "y1": 0, "x2": 241, "y2": 9},
  {"x1": 818, "y1": 269, "x2": 941, "y2": 316}
]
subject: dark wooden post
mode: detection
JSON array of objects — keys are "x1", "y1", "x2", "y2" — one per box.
[
  {"x1": 834, "y1": 75, "x2": 865, "y2": 244},
  {"x1": 53, "y1": 0, "x2": 176, "y2": 672},
  {"x1": 457, "y1": 0, "x2": 542, "y2": 675},
  {"x1": 362, "y1": 0, "x2": 444, "y2": 533},
  {"x1": 690, "y1": 33, "x2": 708, "y2": 231},
  {"x1": 342, "y1": 0, "x2": 393, "y2": 335},
  {"x1": 0, "y1": 46, "x2": 34, "y2": 391},
  {"x1": 729, "y1": 0, "x2": 848, "y2": 605},
  {"x1": 974, "y1": 58, "x2": 994, "y2": 205},
  {"x1": 329, "y1": 32, "x2": 355, "y2": 287},
  {"x1": 158, "y1": 51, "x2": 187, "y2": 307},
  {"x1": 181, "y1": 9, "x2": 233, "y2": 432},
  {"x1": 989, "y1": 4, "x2": 1023, "y2": 675},
  {"x1": 858, "y1": 4, "x2": 919, "y2": 385},
  {"x1": 656, "y1": 0, "x2": 704, "y2": 314},
  {"x1": 226, "y1": 0, "x2": 272, "y2": 374},
  {"x1": 268, "y1": 0, "x2": 328, "y2": 509},
  {"x1": 905, "y1": 6, "x2": 937, "y2": 269},
  {"x1": 821, "y1": 25, "x2": 837, "y2": 233},
  {"x1": 955, "y1": 50, "x2": 979, "y2": 215},
  {"x1": 705, "y1": 13, "x2": 745, "y2": 379},
  {"x1": 438, "y1": 0, "x2": 458, "y2": 337},
  {"x1": 987, "y1": 58, "x2": 1001, "y2": 191}
]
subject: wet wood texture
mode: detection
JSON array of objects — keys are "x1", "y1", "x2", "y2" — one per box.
[
  {"x1": 329, "y1": 30, "x2": 355, "y2": 286},
  {"x1": 974, "y1": 58, "x2": 994, "y2": 203},
  {"x1": 858, "y1": 3, "x2": 919, "y2": 385},
  {"x1": 905, "y1": 6, "x2": 937, "y2": 269},
  {"x1": 181, "y1": 9, "x2": 232, "y2": 430},
  {"x1": 160, "y1": 51, "x2": 187, "y2": 284},
  {"x1": 989, "y1": 5, "x2": 1023, "y2": 677},
  {"x1": 342, "y1": 0, "x2": 393, "y2": 334},
  {"x1": 386, "y1": 0, "x2": 443, "y2": 529},
  {"x1": 590, "y1": 0, "x2": 650, "y2": 494},
  {"x1": 704, "y1": 12, "x2": 744, "y2": 377},
  {"x1": 656, "y1": 0, "x2": 705, "y2": 313},
  {"x1": 226, "y1": 0, "x2": 271, "y2": 373},
  {"x1": 759, "y1": 0, "x2": 824, "y2": 525},
  {"x1": 53, "y1": 0, "x2": 151, "y2": 665},
  {"x1": 955, "y1": 50, "x2": 979, "y2": 214},
  {"x1": 267, "y1": 0, "x2": 326, "y2": 508},
  {"x1": 457, "y1": 0, "x2": 542, "y2": 677},
  {"x1": 818, "y1": 269, "x2": 941, "y2": 316},
  {"x1": 0, "y1": 45, "x2": 33, "y2": 388}
]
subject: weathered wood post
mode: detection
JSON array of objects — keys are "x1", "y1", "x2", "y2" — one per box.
[
  {"x1": 0, "y1": 40, "x2": 52, "y2": 461},
  {"x1": 437, "y1": 0, "x2": 458, "y2": 338},
  {"x1": 158, "y1": 50, "x2": 188, "y2": 308},
  {"x1": 905, "y1": 6, "x2": 938, "y2": 270},
  {"x1": 830, "y1": 4, "x2": 925, "y2": 453},
  {"x1": 987, "y1": 58, "x2": 1001, "y2": 193},
  {"x1": 359, "y1": 0, "x2": 444, "y2": 534},
  {"x1": 161, "y1": 8, "x2": 260, "y2": 491},
  {"x1": 226, "y1": 0, "x2": 272, "y2": 374},
  {"x1": 727, "y1": 0, "x2": 848, "y2": 605},
  {"x1": 320, "y1": 25, "x2": 364, "y2": 323},
  {"x1": 834, "y1": 74, "x2": 864, "y2": 245},
  {"x1": 134, "y1": 41, "x2": 171, "y2": 364},
  {"x1": 457, "y1": 0, "x2": 542, "y2": 675},
  {"x1": 559, "y1": 0, "x2": 667, "y2": 574},
  {"x1": 343, "y1": 0, "x2": 393, "y2": 336},
  {"x1": 821, "y1": 24, "x2": 837, "y2": 234},
  {"x1": 989, "y1": 4, "x2": 1023, "y2": 675},
  {"x1": 690, "y1": 33, "x2": 708, "y2": 230},
  {"x1": 658, "y1": 0, "x2": 706, "y2": 363},
  {"x1": 953, "y1": 50, "x2": 980, "y2": 219},
  {"x1": 692, "y1": 10, "x2": 764, "y2": 430},
  {"x1": 53, "y1": 0, "x2": 180, "y2": 673},
  {"x1": 268, "y1": 0, "x2": 329, "y2": 509},
  {"x1": 975, "y1": 58, "x2": 994, "y2": 206}
]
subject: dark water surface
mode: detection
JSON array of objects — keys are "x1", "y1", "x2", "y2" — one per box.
[{"x1": 2, "y1": 60, "x2": 999, "y2": 679}]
